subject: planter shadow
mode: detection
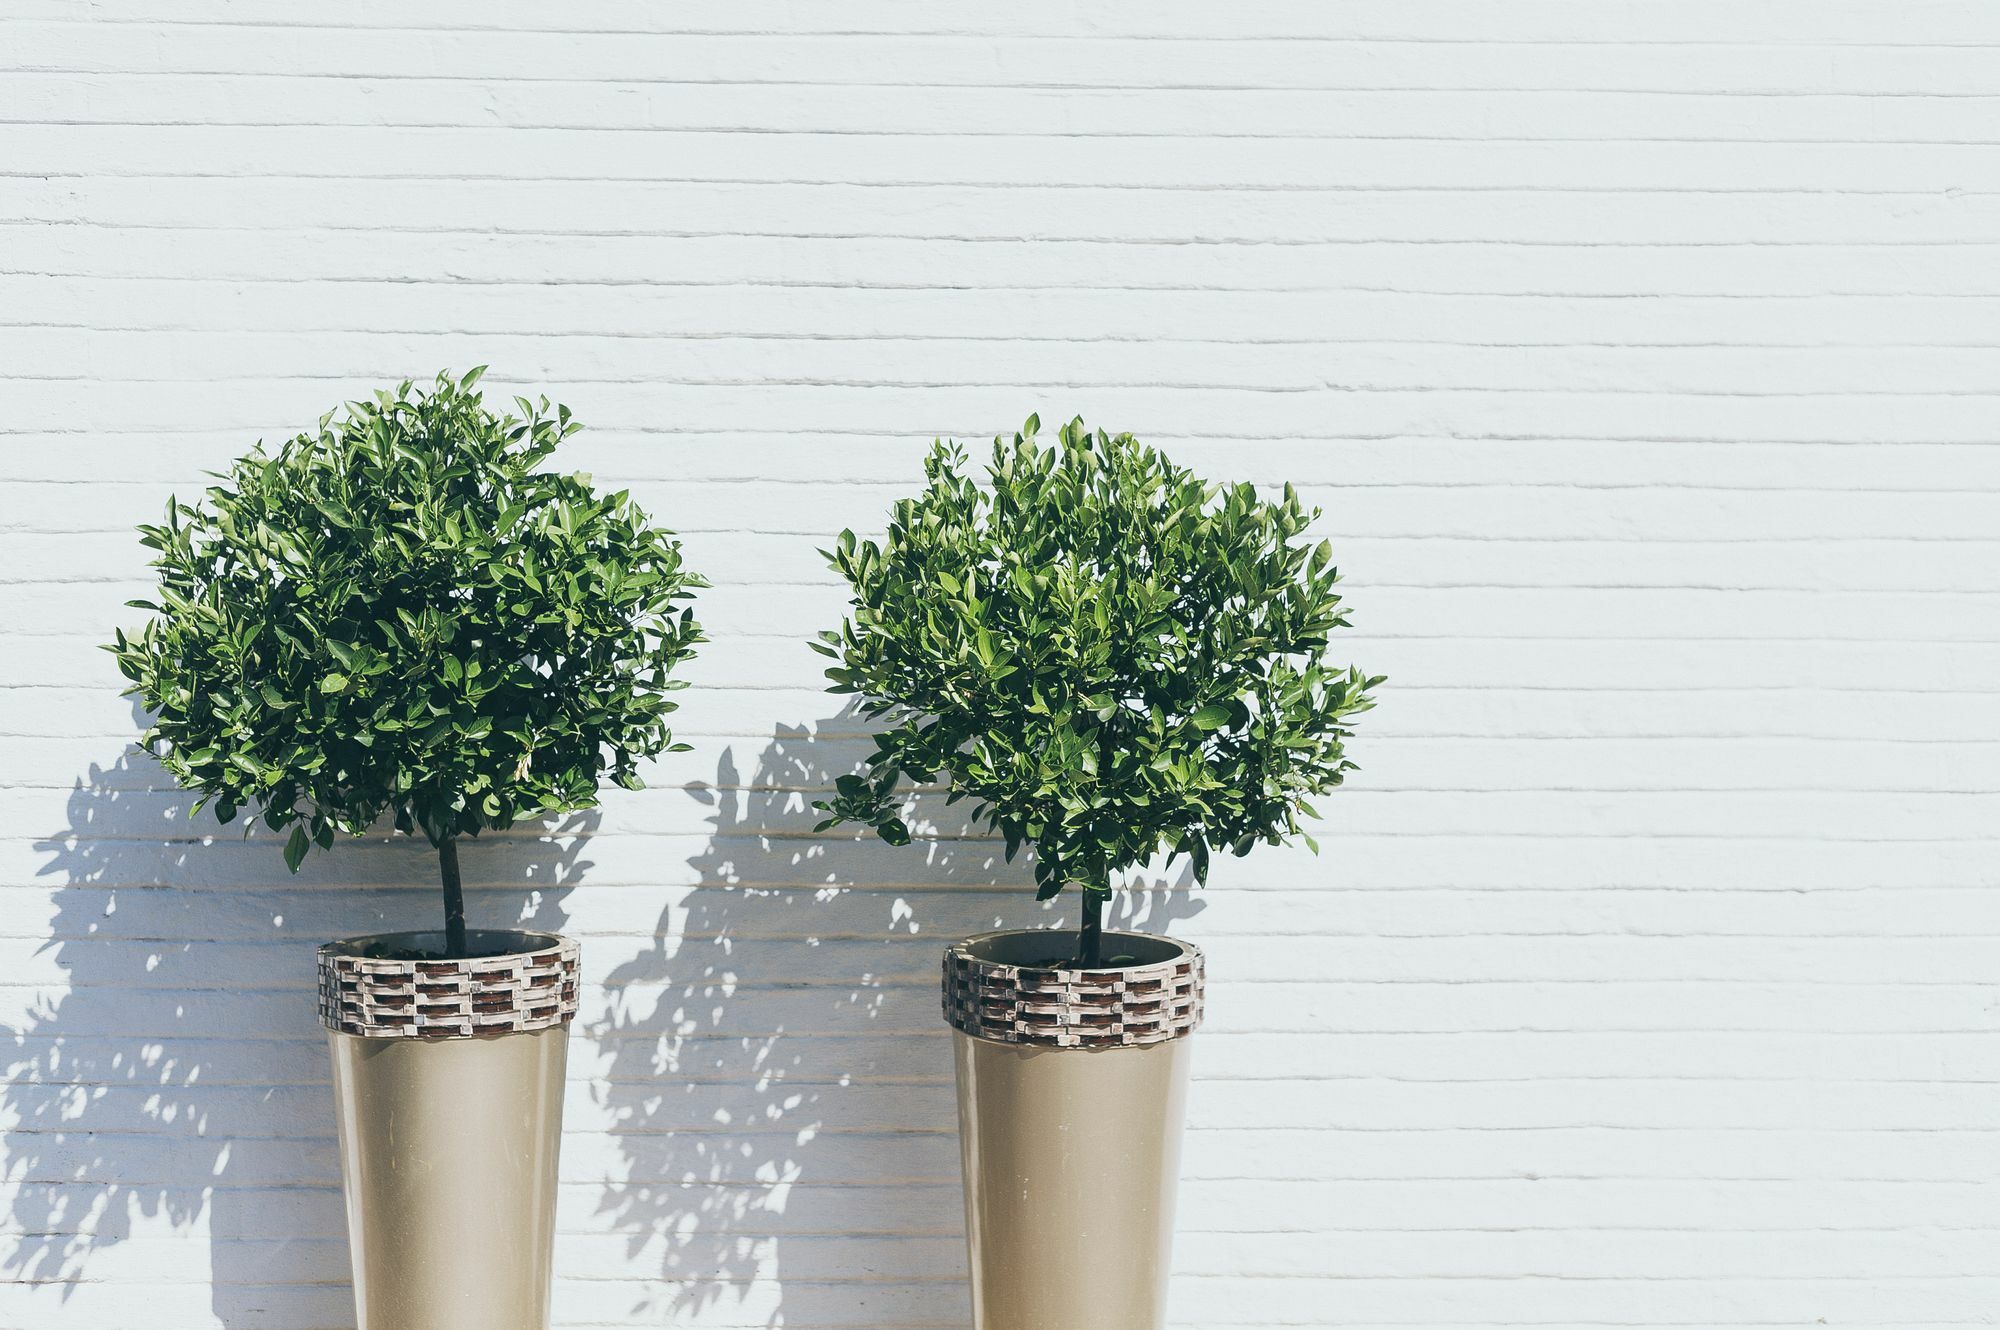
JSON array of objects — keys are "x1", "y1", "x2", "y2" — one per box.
[
  {"x1": 591, "y1": 716, "x2": 1205, "y2": 1328},
  {"x1": 4, "y1": 740, "x2": 594, "y2": 1328}
]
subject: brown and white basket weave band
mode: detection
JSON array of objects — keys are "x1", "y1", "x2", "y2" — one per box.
[
  {"x1": 317, "y1": 938, "x2": 580, "y2": 1039},
  {"x1": 943, "y1": 935, "x2": 1205, "y2": 1049}
]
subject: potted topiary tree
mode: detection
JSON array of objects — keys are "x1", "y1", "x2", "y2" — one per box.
[
  {"x1": 815, "y1": 415, "x2": 1380, "y2": 1330},
  {"x1": 109, "y1": 370, "x2": 705, "y2": 1330}
]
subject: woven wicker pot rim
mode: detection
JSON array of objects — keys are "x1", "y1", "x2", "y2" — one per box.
[
  {"x1": 320, "y1": 926, "x2": 570, "y2": 958},
  {"x1": 952, "y1": 926, "x2": 1198, "y2": 967},
  {"x1": 318, "y1": 928, "x2": 580, "y2": 1041},
  {"x1": 943, "y1": 927, "x2": 1205, "y2": 1050}
]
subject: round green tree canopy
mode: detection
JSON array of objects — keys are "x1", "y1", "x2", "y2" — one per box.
[
  {"x1": 815, "y1": 415, "x2": 1381, "y2": 899},
  {"x1": 111, "y1": 369, "x2": 706, "y2": 871}
]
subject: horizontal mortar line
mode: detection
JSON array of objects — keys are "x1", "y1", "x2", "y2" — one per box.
[
  {"x1": 0, "y1": 365, "x2": 1327, "y2": 391},
  {"x1": 12, "y1": 881, "x2": 1987, "y2": 901},
  {"x1": 57, "y1": 727, "x2": 2000, "y2": 745},
  {"x1": 46, "y1": 571, "x2": 2000, "y2": 589},
  {"x1": 15, "y1": 985, "x2": 2000, "y2": 1002},
  {"x1": 21, "y1": 826, "x2": 2000, "y2": 847},
  {"x1": 15, "y1": 428, "x2": 2000, "y2": 448},
  {"x1": 390, "y1": 847, "x2": 2000, "y2": 871},
  {"x1": 65, "y1": 1071, "x2": 1983, "y2": 1091},
  {"x1": 27, "y1": 222, "x2": 2000, "y2": 250},
  {"x1": 18, "y1": 683, "x2": 2000, "y2": 698},
  {"x1": 538, "y1": 1322, "x2": 1976, "y2": 1330},
  {"x1": 14, "y1": 1220, "x2": 2000, "y2": 1238},
  {"x1": 17, "y1": 323, "x2": 2000, "y2": 352},
  {"x1": 24, "y1": 46, "x2": 2000, "y2": 72},
  {"x1": 25, "y1": 270, "x2": 2000, "y2": 300},
  {"x1": 78, "y1": 927, "x2": 2000, "y2": 949},
  {"x1": 25, "y1": 480, "x2": 2000, "y2": 498},
  {"x1": 17, "y1": 68, "x2": 2000, "y2": 98},
  {"x1": 11, "y1": 1216, "x2": 2000, "y2": 1232},
  {"x1": 19, "y1": 779, "x2": 1998, "y2": 798},
  {"x1": 17, "y1": 1063, "x2": 2000, "y2": 1082},
  {"x1": 21, "y1": 1268, "x2": 2000, "y2": 1287},
  {"x1": 7, "y1": 1187, "x2": 1998, "y2": 1212},
  {"x1": 15, "y1": 826, "x2": 1998, "y2": 847},
  {"x1": 27, "y1": 543, "x2": 2000, "y2": 562},
  {"x1": 58, "y1": 735, "x2": 2000, "y2": 761},
  {"x1": 1, "y1": 1273, "x2": 967, "y2": 1291},
  {"x1": 13, "y1": 785, "x2": 1994, "y2": 799},
  {"x1": 10, "y1": 975, "x2": 2000, "y2": 993},
  {"x1": 18, "y1": 930, "x2": 2000, "y2": 943},
  {"x1": 25, "y1": 1073, "x2": 1997, "y2": 1090},
  {"x1": 553, "y1": 1270, "x2": 2000, "y2": 1282},
  {"x1": 11, "y1": 1029, "x2": 2000, "y2": 1040},
  {"x1": 5, "y1": 171, "x2": 1991, "y2": 196},
  {"x1": 40, "y1": 576, "x2": 2000, "y2": 596},
  {"x1": 34, "y1": 20, "x2": 2000, "y2": 47},
  {"x1": 22, "y1": 366, "x2": 2000, "y2": 397},
  {"x1": 18, "y1": 1126, "x2": 2000, "y2": 1144},
  {"x1": 39, "y1": 640, "x2": 2000, "y2": 656},
  {"x1": 44, "y1": 627, "x2": 2000, "y2": 644},
  {"x1": 23, "y1": 1016, "x2": 2000, "y2": 1040},
  {"x1": 20, "y1": 120, "x2": 2000, "y2": 148},
  {"x1": 2, "y1": 1274, "x2": 364, "y2": 1291},
  {"x1": 39, "y1": 533, "x2": 2000, "y2": 550},
  {"x1": 36, "y1": 947, "x2": 1988, "y2": 964},
  {"x1": 20, "y1": 434, "x2": 2000, "y2": 459},
  {"x1": 8, "y1": 1154, "x2": 1990, "y2": 1176},
  {"x1": 8, "y1": 883, "x2": 1983, "y2": 898},
  {"x1": 18, "y1": 1118, "x2": 2000, "y2": 1135},
  {"x1": 208, "y1": 1319, "x2": 2000, "y2": 1330},
  {"x1": 41, "y1": 571, "x2": 2000, "y2": 591},
  {"x1": 20, "y1": 1012, "x2": 1993, "y2": 1030},
  {"x1": 29, "y1": 733, "x2": 2000, "y2": 753}
]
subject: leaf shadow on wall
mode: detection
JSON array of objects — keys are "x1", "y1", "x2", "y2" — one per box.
[
  {"x1": 591, "y1": 717, "x2": 1206, "y2": 1328},
  {"x1": 4, "y1": 735, "x2": 593, "y2": 1329}
]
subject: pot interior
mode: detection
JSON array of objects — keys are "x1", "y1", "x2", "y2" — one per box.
[
  {"x1": 323, "y1": 928, "x2": 566, "y2": 962},
  {"x1": 958, "y1": 928, "x2": 1191, "y2": 972}
]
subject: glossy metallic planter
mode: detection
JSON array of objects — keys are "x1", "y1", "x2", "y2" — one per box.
[
  {"x1": 946, "y1": 929, "x2": 1203, "y2": 1330},
  {"x1": 320, "y1": 930, "x2": 579, "y2": 1330}
]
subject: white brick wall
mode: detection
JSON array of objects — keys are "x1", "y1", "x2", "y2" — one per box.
[{"x1": 3, "y1": 3, "x2": 1996, "y2": 1326}]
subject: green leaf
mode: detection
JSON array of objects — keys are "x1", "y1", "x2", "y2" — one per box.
[
  {"x1": 1189, "y1": 703, "x2": 1233, "y2": 731},
  {"x1": 283, "y1": 824, "x2": 310, "y2": 873}
]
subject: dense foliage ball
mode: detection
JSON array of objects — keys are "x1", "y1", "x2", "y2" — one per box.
[
  {"x1": 815, "y1": 415, "x2": 1381, "y2": 899},
  {"x1": 111, "y1": 369, "x2": 706, "y2": 870}
]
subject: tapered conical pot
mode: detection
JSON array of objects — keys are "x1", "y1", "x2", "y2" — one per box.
[
  {"x1": 945, "y1": 929, "x2": 1204, "y2": 1330},
  {"x1": 318, "y1": 929, "x2": 580, "y2": 1330}
]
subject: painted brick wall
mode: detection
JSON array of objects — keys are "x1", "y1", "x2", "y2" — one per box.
[{"x1": 4, "y1": 3, "x2": 1997, "y2": 1326}]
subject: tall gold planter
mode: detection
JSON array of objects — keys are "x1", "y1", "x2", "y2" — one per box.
[
  {"x1": 945, "y1": 929, "x2": 1204, "y2": 1330},
  {"x1": 318, "y1": 929, "x2": 580, "y2": 1330}
]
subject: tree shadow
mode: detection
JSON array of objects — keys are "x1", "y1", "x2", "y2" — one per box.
[
  {"x1": 2, "y1": 740, "x2": 594, "y2": 1328},
  {"x1": 591, "y1": 715, "x2": 1207, "y2": 1328}
]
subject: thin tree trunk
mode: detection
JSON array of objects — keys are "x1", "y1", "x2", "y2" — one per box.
[
  {"x1": 1076, "y1": 886, "x2": 1105, "y2": 967},
  {"x1": 439, "y1": 835, "x2": 467, "y2": 959}
]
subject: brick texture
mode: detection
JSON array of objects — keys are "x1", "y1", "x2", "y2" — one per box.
[{"x1": 2, "y1": 3, "x2": 1996, "y2": 1327}]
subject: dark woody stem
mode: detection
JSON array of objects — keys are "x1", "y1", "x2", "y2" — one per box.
[
  {"x1": 439, "y1": 836, "x2": 467, "y2": 959},
  {"x1": 1076, "y1": 886, "x2": 1105, "y2": 968}
]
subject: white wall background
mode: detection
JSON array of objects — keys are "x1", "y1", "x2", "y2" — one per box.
[{"x1": 4, "y1": 3, "x2": 1998, "y2": 1327}]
